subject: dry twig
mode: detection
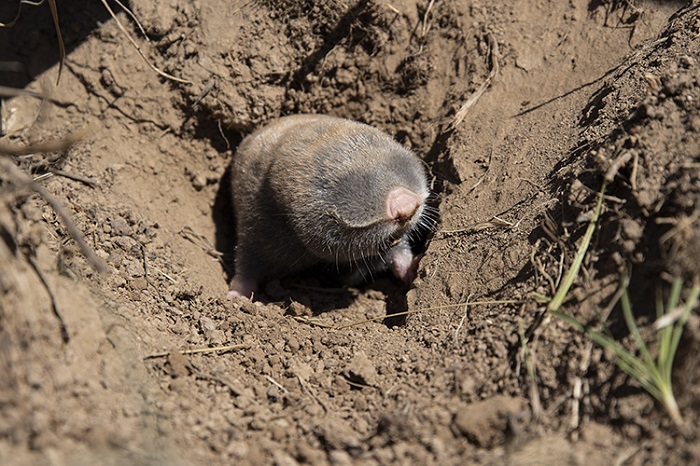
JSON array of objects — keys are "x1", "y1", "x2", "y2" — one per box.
[
  {"x1": 46, "y1": 169, "x2": 98, "y2": 188},
  {"x1": 0, "y1": 85, "x2": 69, "y2": 106},
  {"x1": 0, "y1": 151, "x2": 107, "y2": 273},
  {"x1": 0, "y1": 127, "x2": 92, "y2": 156}
]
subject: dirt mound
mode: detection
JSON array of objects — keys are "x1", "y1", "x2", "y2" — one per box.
[{"x1": 1, "y1": 1, "x2": 698, "y2": 465}]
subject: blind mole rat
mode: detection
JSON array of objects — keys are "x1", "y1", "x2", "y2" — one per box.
[{"x1": 228, "y1": 114, "x2": 433, "y2": 299}]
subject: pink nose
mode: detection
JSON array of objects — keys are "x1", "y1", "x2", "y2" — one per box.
[{"x1": 385, "y1": 187, "x2": 421, "y2": 222}]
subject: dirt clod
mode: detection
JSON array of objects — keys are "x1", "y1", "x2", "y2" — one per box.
[{"x1": 452, "y1": 396, "x2": 526, "y2": 448}]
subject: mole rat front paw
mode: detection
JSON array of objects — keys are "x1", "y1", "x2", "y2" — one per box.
[
  {"x1": 227, "y1": 275, "x2": 257, "y2": 300},
  {"x1": 387, "y1": 242, "x2": 422, "y2": 285}
]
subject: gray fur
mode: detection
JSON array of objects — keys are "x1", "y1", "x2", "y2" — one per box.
[{"x1": 230, "y1": 114, "x2": 430, "y2": 295}]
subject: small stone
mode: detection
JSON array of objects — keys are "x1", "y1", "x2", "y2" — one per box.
[
  {"x1": 345, "y1": 351, "x2": 378, "y2": 387},
  {"x1": 270, "y1": 419, "x2": 290, "y2": 442},
  {"x1": 316, "y1": 417, "x2": 363, "y2": 455},
  {"x1": 198, "y1": 316, "x2": 224, "y2": 342},
  {"x1": 227, "y1": 441, "x2": 249, "y2": 459},
  {"x1": 267, "y1": 384, "x2": 281, "y2": 402},
  {"x1": 287, "y1": 300, "x2": 311, "y2": 317},
  {"x1": 167, "y1": 350, "x2": 189, "y2": 378},
  {"x1": 192, "y1": 175, "x2": 206, "y2": 191},
  {"x1": 680, "y1": 55, "x2": 694, "y2": 68},
  {"x1": 272, "y1": 451, "x2": 299, "y2": 466},
  {"x1": 285, "y1": 335, "x2": 300, "y2": 352},
  {"x1": 452, "y1": 396, "x2": 526, "y2": 448},
  {"x1": 353, "y1": 396, "x2": 367, "y2": 411},
  {"x1": 335, "y1": 68, "x2": 354, "y2": 85},
  {"x1": 131, "y1": 278, "x2": 148, "y2": 290},
  {"x1": 207, "y1": 329, "x2": 226, "y2": 344},
  {"x1": 110, "y1": 216, "x2": 132, "y2": 236},
  {"x1": 328, "y1": 450, "x2": 353, "y2": 466},
  {"x1": 199, "y1": 316, "x2": 217, "y2": 333}
]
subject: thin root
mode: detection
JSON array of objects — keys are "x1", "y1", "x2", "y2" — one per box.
[
  {"x1": 451, "y1": 32, "x2": 500, "y2": 129},
  {"x1": 98, "y1": 0, "x2": 193, "y2": 85}
]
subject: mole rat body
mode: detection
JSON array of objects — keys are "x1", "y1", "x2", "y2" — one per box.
[{"x1": 228, "y1": 114, "x2": 431, "y2": 299}]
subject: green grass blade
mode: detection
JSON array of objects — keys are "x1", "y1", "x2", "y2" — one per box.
[
  {"x1": 665, "y1": 284, "x2": 700, "y2": 382},
  {"x1": 667, "y1": 278, "x2": 683, "y2": 311},
  {"x1": 657, "y1": 285, "x2": 673, "y2": 377},
  {"x1": 553, "y1": 309, "x2": 666, "y2": 402},
  {"x1": 621, "y1": 284, "x2": 655, "y2": 367},
  {"x1": 552, "y1": 310, "x2": 649, "y2": 377},
  {"x1": 543, "y1": 179, "x2": 693, "y2": 427},
  {"x1": 547, "y1": 181, "x2": 607, "y2": 313},
  {"x1": 658, "y1": 279, "x2": 681, "y2": 381}
]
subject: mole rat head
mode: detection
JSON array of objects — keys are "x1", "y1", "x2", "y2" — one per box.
[{"x1": 309, "y1": 148, "x2": 430, "y2": 264}]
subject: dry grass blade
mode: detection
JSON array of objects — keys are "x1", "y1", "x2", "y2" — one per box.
[
  {"x1": 180, "y1": 226, "x2": 224, "y2": 260},
  {"x1": 112, "y1": 0, "x2": 149, "y2": 40},
  {"x1": 47, "y1": 0, "x2": 64, "y2": 85},
  {"x1": 542, "y1": 180, "x2": 697, "y2": 428},
  {"x1": 450, "y1": 32, "x2": 500, "y2": 129},
  {"x1": 0, "y1": 0, "x2": 45, "y2": 27},
  {"x1": 144, "y1": 343, "x2": 251, "y2": 359},
  {"x1": 440, "y1": 216, "x2": 515, "y2": 235},
  {"x1": 295, "y1": 299, "x2": 523, "y2": 330},
  {"x1": 420, "y1": 0, "x2": 436, "y2": 37},
  {"x1": 0, "y1": 128, "x2": 106, "y2": 273},
  {"x1": 519, "y1": 327, "x2": 543, "y2": 420},
  {"x1": 45, "y1": 169, "x2": 97, "y2": 188}
]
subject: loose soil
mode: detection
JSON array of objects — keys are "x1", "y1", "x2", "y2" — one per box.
[{"x1": 1, "y1": 1, "x2": 699, "y2": 465}]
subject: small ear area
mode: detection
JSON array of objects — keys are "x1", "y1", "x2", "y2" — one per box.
[{"x1": 385, "y1": 186, "x2": 421, "y2": 222}]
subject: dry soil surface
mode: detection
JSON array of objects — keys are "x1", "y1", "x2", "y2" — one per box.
[{"x1": 1, "y1": 1, "x2": 699, "y2": 465}]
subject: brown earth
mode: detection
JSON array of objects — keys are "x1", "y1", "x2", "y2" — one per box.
[{"x1": 1, "y1": 0, "x2": 699, "y2": 465}]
